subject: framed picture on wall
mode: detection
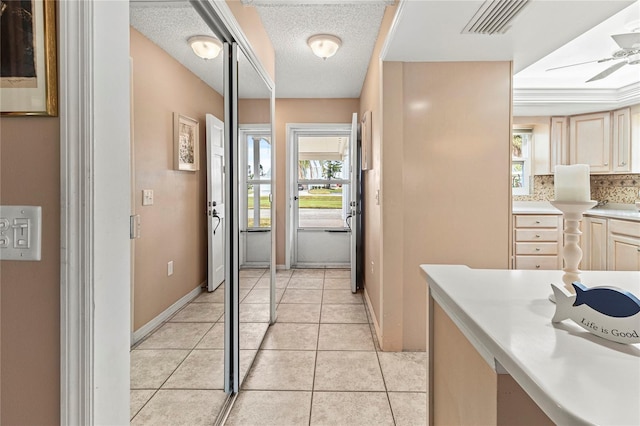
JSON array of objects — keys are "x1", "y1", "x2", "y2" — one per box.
[
  {"x1": 174, "y1": 112, "x2": 199, "y2": 171},
  {"x1": 0, "y1": 0, "x2": 58, "y2": 116},
  {"x1": 361, "y1": 110, "x2": 372, "y2": 170}
]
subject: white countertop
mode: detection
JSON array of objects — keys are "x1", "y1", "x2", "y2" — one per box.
[
  {"x1": 513, "y1": 201, "x2": 640, "y2": 222},
  {"x1": 422, "y1": 265, "x2": 640, "y2": 426}
]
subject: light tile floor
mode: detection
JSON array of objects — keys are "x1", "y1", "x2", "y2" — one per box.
[{"x1": 131, "y1": 268, "x2": 427, "y2": 425}]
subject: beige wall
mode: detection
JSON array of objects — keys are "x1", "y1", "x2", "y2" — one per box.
[
  {"x1": 131, "y1": 28, "x2": 224, "y2": 329},
  {"x1": 359, "y1": 2, "x2": 398, "y2": 344},
  {"x1": 226, "y1": 0, "x2": 275, "y2": 82},
  {"x1": 381, "y1": 61, "x2": 513, "y2": 350},
  {"x1": 0, "y1": 117, "x2": 60, "y2": 424},
  {"x1": 274, "y1": 99, "x2": 360, "y2": 265}
]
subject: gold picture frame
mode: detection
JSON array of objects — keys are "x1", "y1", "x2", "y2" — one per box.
[
  {"x1": 173, "y1": 112, "x2": 199, "y2": 171},
  {"x1": 1, "y1": 0, "x2": 58, "y2": 116}
]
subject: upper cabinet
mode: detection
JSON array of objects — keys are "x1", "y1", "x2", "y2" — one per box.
[
  {"x1": 540, "y1": 106, "x2": 637, "y2": 175},
  {"x1": 569, "y1": 111, "x2": 611, "y2": 173},
  {"x1": 612, "y1": 108, "x2": 631, "y2": 173}
]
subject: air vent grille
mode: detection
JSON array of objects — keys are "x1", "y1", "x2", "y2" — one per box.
[{"x1": 462, "y1": 0, "x2": 530, "y2": 35}]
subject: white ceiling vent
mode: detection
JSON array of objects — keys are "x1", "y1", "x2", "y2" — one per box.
[{"x1": 462, "y1": 0, "x2": 530, "y2": 35}]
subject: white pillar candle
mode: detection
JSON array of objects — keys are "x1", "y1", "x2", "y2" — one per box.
[{"x1": 554, "y1": 164, "x2": 591, "y2": 202}]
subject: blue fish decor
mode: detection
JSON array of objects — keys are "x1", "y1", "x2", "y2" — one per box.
[{"x1": 551, "y1": 282, "x2": 640, "y2": 344}]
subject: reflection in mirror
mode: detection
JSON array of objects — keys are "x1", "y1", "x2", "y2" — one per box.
[
  {"x1": 237, "y1": 47, "x2": 273, "y2": 386},
  {"x1": 129, "y1": 1, "x2": 229, "y2": 421},
  {"x1": 512, "y1": 128, "x2": 533, "y2": 196}
]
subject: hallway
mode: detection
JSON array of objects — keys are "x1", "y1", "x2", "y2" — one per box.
[{"x1": 130, "y1": 269, "x2": 427, "y2": 425}]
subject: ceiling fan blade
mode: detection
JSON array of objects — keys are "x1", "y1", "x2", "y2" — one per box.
[
  {"x1": 546, "y1": 57, "x2": 615, "y2": 71},
  {"x1": 586, "y1": 61, "x2": 627, "y2": 82},
  {"x1": 611, "y1": 33, "x2": 640, "y2": 50}
]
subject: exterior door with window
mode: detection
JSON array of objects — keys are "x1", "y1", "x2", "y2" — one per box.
[
  {"x1": 293, "y1": 126, "x2": 353, "y2": 267},
  {"x1": 240, "y1": 127, "x2": 272, "y2": 266}
]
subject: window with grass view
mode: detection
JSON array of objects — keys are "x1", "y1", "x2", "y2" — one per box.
[
  {"x1": 296, "y1": 136, "x2": 351, "y2": 229},
  {"x1": 512, "y1": 128, "x2": 532, "y2": 196}
]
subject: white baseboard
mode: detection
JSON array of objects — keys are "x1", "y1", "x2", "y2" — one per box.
[{"x1": 131, "y1": 283, "x2": 204, "y2": 346}]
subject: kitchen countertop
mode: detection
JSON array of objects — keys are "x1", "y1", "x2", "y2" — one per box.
[
  {"x1": 422, "y1": 264, "x2": 640, "y2": 426},
  {"x1": 513, "y1": 201, "x2": 640, "y2": 222}
]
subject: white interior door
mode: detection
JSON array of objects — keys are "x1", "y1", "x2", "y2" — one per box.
[
  {"x1": 207, "y1": 113, "x2": 225, "y2": 291},
  {"x1": 349, "y1": 113, "x2": 358, "y2": 293}
]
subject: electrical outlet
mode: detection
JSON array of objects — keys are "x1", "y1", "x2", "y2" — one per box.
[{"x1": 168, "y1": 260, "x2": 174, "y2": 276}]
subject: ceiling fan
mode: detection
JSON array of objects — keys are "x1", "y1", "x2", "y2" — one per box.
[{"x1": 547, "y1": 31, "x2": 640, "y2": 82}]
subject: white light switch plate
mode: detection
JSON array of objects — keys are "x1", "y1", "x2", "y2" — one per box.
[
  {"x1": 0, "y1": 205, "x2": 42, "y2": 261},
  {"x1": 142, "y1": 189, "x2": 154, "y2": 206}
]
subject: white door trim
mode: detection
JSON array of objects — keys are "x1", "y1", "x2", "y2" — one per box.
[{"x1": 59, "y1": 1, "x2": 131, "y2": 424}]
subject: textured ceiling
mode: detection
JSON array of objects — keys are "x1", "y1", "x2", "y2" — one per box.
[
  {"x1": 254, "y1": 2, "x2": 386, "y2": 98},
  {"x1": 130, "y1": 3, "x2": 225, "y2": 95},
  {"x1": 130, "y1": 0, "x2": 639, "y2": 102},
  {"x1": 130, "y1": 2, "x2": 271, "y2": 99}
]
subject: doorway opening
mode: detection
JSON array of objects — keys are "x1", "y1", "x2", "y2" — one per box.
[{"x1": 286, "y1": 118, "x2": 360, "y2": 293}]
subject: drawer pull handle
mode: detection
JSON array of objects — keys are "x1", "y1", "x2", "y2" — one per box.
[
  {"x1": 604, "y1": 162, "x2": 608, "y2": 166},
  {"x1": 535, "y1": 234, "x2": 541, "y2": 238},
  {"x1": 535, "y1": 248, "x2": 540, "y2": 251},
  {"x1": 535, "y1": 221, "x2": 540, "y2": 224},
  {"x1": 621, "y1": 161, "x2": 626, "y2": 166},
  {"x1": 535, "y1": 265, "x2": 541, "y2": 269}
]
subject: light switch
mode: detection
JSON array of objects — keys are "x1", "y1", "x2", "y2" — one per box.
[
  {"x1": 142, "y1": 189, "x2": 154, "y2": 206},
  {"x1": 0, "y1": 206, "x2": 42, "y2": 261}
]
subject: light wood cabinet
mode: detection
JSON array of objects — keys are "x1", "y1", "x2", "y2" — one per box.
[
  {"x1": 550, "y1": 116, "x2": 568, "y2": 171},
  {"x1": 569, "y1": 112, "x2": 611, "y2": 173},
  {"x1": 513, "y1": 214, "x2": 562, "y2": 270},
  {"x1": 581, "y1": 217, "x2": 607, "y2": 270},
  {"x1": 608, "y1": 219, "x2": 640, "y2": 271},
  {"x1": 612, "y1": 108, "x2": 631, "y2": 173}
]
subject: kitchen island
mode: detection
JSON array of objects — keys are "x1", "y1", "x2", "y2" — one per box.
[{"x1": 422, "y1": 265, "x2": 640, "y2": 426}]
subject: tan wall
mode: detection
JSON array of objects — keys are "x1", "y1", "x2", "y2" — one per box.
[
  {"x1": 273, "y1": 99, "x2": 360, "y2": 265},
  {"x1": 131, "y1": 28, "x2": 224, "y2": 329},
  {"x1": 226, "y1": 0, "x2": 275, "y2": 82},
  {"x1": 0, "y1": 117, "x2": 60, "y2": 424},
  {"x1": 382, "y1": 61, "x2": 513, "y2": 350},
  {"x1": 359, "y1": 2, "x2": 398, "y2": 344}
]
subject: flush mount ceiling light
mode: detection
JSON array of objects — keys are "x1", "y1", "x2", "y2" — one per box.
[
  {"x1": 188, "y1": 35, "x2": 222, "y2": 60},
  {"x1": 307, "y1": 34, "x2": 342, "y2": 60}
]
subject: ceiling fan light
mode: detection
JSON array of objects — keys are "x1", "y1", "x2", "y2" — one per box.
[
  {"x1": 188, "y1": 35, "x2": 222, "y2": 60},
  {"x1": 307, "y1": 34, "x2": 342, "y2": 59},
  {"x1": 627, "y1": 53, "x2": 640, "y2": 65}
]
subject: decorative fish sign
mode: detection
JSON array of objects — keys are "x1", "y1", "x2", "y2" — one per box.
[{"x1": 551, "y1": 282, "x2": 640, "y2": 345}]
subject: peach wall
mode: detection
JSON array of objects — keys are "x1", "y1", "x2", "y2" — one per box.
[
  {"x1": 381, "y1": 61, "x2": 512, "y2": 350},
  {"x1": 0, "y1": 117, "x2": 60, "y2": 424},
  {"x1": 225, "y1": 0, "x2": 275, "y2": 82},
  {"x1": 274, "y1": 99, "x2": 360, "y2": 265},
  {"x1": 131, "y1": 28, "x2": 224, "y2": 329},
  {"x1": 358, "y1": 2, "x2": 398, "y2": 344}
]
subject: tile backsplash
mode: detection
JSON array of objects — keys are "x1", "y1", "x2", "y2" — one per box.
[{"x1": 514, "y1": 174, "x2": 640, "y2": 203}]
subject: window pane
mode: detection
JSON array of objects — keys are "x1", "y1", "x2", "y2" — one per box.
[
  {"x1": 297, "y1": 136, "x2": 349, "y2": 180},
  {"x1": 512, "y1": 162, "x2": 524, "y2": 189},
  {"x1": 298, "y1": 184, "x2": 349, "y2": 228},
  {"x1": 247, "y1": 135, "x2": 271, "y2": 181},
  {"x1": 247, "y1": 184, "x2": 271, "y2": 228}
]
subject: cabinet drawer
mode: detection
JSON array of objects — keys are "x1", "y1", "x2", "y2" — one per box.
[
  {"x1": 515, "y1": 242, "x2": 558, "y2": 255},
  {"x1": 515, "y1": 256, "x2": 559, "y2": 270},
  {"x1": 514, "y1": 215, "x2": 559, "y2": 228},
  {"x1": 609, "y1": 219, "x2": 640, "y2": 238},
  {"x1": 515, "y1": 229, "x2": 559, "y2": 242}
]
